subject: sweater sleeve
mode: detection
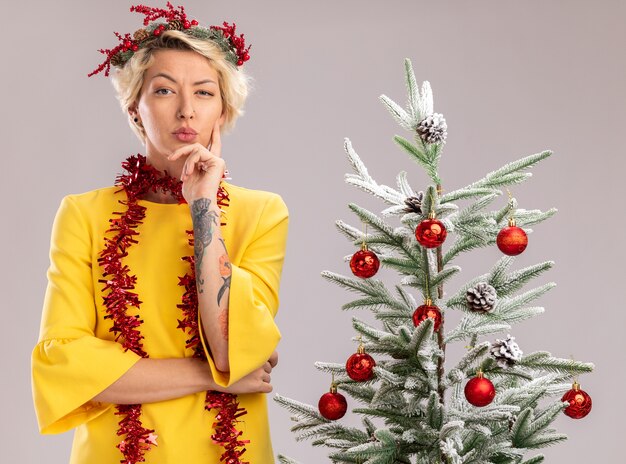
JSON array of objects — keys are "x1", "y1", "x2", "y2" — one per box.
[
  {"x1": 31, "y1": 195, "x2": 142, "y2": 434},
  {"x1": 199, "y1": 193, "x2": 289, "y2": 387}
]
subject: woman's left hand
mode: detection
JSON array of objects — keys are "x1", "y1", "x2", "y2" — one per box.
[{"x1": 167, "y1": 120, "x2": 225, "y2": 203}]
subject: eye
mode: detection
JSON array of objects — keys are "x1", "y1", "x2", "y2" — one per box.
[
  {"x1": 155, "y1": 88, "x2": 173, "y2": 95},
  {"x1": 197, "y1": 90, "x2": 214, "y2": 97}
]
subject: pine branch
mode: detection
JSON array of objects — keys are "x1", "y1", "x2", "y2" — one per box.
[
  {"x1": 351, "y1": 317, "x2": 392, "y2": 339},
  {"x1": 372, "y1": 365, "x2": 405, "y2": 387},
  {"x1": 294, "y1": 423, "x2": 370, "y2": 443},
  {"x1": 444, "y1": 342, "x2": 491, "y2": 388},
  {"x1": 321, "y1": 270, "x2": 388, "y2": 300},
  {"x1": 444, "y1": 313, "x2": 512, "y2": 343},
  {"x1": 314, "y1": 361, "x2": 348, "y2": 376},
  {"x1": 380, "y1": 95, "x2": 415, "y2": 131},
  {"x1": 393, "y1": 135, "x2": 441, "y2": 184},
  {"x1": 274, "y1": 394, "x2": 325, "y2": 422},
  {"x1": 407, "y1": 317, "x2": 436, "y2": 360},
  {"x1": 440, "y1": 187, "x2": 499, "y2": 204},
  {"x1": 521, "y1": 455, "x2": 545, "y2": 464},
  {"x1": 352, "y1": 406, "x2": 420, "y2": 429},
  {"x1": 396, "y1": 170, "x2": 417, "y2": 198},
  {"x1": 404, "y1": 59, "x2": 420, "y2": 120},
  {"x1": 345, "y1": 203, "x2": 423, "y2": 266},
  {"x1": 339, "y1": 382, "x2": 377, "y2": 404},
  {"x1": 467, "y1": 151, "x2": 552, "y2": 190},
  {"x1": 339, "y1": 428, "x2": 404, "y2": 463},
  {"x1": 516, "y1": 352, "x2": 594, "y2": 376},
  {"x1": 448, "y1": 404, "x2": 521, "y2": 423},
  {"x1": 277, "y1": 455, "x2": 304, "y2": 464},
  {"x1": 426, "y1": 391, "x2": 444, "y2": 430},
  {"x1": 495, "y1": 283, "x2": 556, "y2": 314},
  {"x1": 371, "y1": 383, "x2": 406, "y2": 412},
  {"x1": 442, "y1": 236, "x2": 485, "y2": 265},
  {"x1": 343, "y1": 138, "x2": 406, "y2": 205},
  {"x1": 511, "y1": 402, "x2": 568, "y2": 449},
  {"x1": 430, "y1": 265, "x2": 462, "y2": 289}
]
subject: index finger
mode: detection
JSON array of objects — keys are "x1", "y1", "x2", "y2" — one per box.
[{"x1": 209, "y1": 120, "x2": 222, "y2": 158}]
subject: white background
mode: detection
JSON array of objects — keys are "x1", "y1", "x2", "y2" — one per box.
[{"x1": 3, "y1": 0, "x2": 624, "y2": 462}]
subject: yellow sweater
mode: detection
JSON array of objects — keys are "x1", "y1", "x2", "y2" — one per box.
[{"x1": 31, "y1": 181, "x2": 289, "y2": 463}]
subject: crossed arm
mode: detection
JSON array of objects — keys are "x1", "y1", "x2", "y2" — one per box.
[{"x1": 92, "y1": 196, "x2": 275, "y2": 405}]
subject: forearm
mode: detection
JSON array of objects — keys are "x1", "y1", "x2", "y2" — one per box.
[
  {"x1": 91, "y1": 357, "x2": 216, "y2": 405},
  {"x1": 191, "y1": 196, "x2": 231, "y2": 372}
]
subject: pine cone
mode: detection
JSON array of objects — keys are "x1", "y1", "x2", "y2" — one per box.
[
  {"x1": 133, "y1": 28, "x2": 151, "y2": 41},
  {"x1": 416, "y1": 113, "x2": 447, "y2": 144},
  {"x1": 110, "y1": 52, "x2": 125, "y2": 67},
  {"x1": 167, "y1": 20, "x2": 185, "y2": 31},
  {"x1": 466, "y1": 282, "x2": 497, "y2": 312},
  {"x1": 403, "y1": 191, "x2": 424, "y2": 214},
  {"x1": 490, "y1": 334, "x2": 523, "y2": 368}
]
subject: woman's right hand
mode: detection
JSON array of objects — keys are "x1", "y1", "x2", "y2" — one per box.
[{"x1": 215, "y1": 350, "x2": 278, "y2": 395}]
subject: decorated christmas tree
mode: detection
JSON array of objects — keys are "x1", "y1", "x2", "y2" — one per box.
[{"x1": 274, "y1": 59, "x2": 594, "y2": 464}]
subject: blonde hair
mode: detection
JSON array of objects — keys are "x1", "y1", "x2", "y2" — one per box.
[{"x1": 111, "y1": 30, "x2": 252, "y2": 143}]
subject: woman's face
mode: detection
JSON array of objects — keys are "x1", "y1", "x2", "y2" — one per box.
[{"x1": 134, "y1": 49, "x2": 225, "y2": 157}]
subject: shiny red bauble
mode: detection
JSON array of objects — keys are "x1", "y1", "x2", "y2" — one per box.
[
  {"x1": 412, "y1": 303, "x2": 442, "y2": 331},
  {"x1": 350, "y1": 248, "x2": 380, "y2": 278},
  {"x1": 415, "y1": 218, "x2": 447, "y2": 248},
  {"x1": 318, "y1": 390, "x2": 347, "y2": 420},
  {"x1": 562, "y1": 382, "x2": 592, "y2": 419},
  {"x1": 346, "y1": 352, "x2": 376, "y2": 381},
  {"x1": 465, "y1": 373, "x2": 496, "y2": 407},
  {"x1": 497, "y1": 224, "x2": 528, "y2": 256}
]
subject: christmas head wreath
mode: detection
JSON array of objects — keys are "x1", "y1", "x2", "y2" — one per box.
[{"x1": 88, "y1": 2, "x2": 251, "y2": 77}]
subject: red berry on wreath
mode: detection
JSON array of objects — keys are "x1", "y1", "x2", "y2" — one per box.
[
  {"x1": 346, "y1": 341, "x2": 376, "y2": 381},
  {"x1": 497, "y1": 218, "x2": 528, "y2": 256},
  {"x1": 350, "y1": 244, "x2": 380, "y2": 278},
  {"x1": 412, "y1": 299, "x2": 442, "y2": 331},
  {"x1": 465, "y1": 371, "x2": 496, "y2": 407},
  {"x1": 562, "y1": 381, "x2": 592, "y2": 419},
  {"x1": 318, "y1": 383, "x2": 347, "y2": 420},
  {"x1": 415, "y1": 212, "x2": 447, "y2": 248}
]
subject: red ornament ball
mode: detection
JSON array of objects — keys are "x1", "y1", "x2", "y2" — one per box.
[
  {"x1": 415, "y1": 218, "x2": 447, "y2": 248},
  {"x1": 350, "y1": 249, "x2": 380, "y2": 278},
  {"x1": 465, "y1": 374, "x2": 496, "y2": 407},
  {"x1": 562, "y1": 383, "x2": 592, "y2": 419},
  {"x1": 318, "y1": 391, "x2": 347, "y2": 420},
  {"x1": 346, "y1": 352, "x2": 376, "y2": 381},
  {"x1": 497, "y1": 226, "x2": 528, "y2": 256},
  {"x1": 412, "y1": 303, "x2": 442, "y2": 331}
]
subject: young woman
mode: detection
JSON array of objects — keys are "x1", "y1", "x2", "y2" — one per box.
[{"x1": 31, "y1": 4, "x2": 288, "y2": 463}]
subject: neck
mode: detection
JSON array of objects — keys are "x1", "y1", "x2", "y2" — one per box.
[
  {"x1": 142, "y1": 189, "x2": 180, "y2": 204},
  {"x1": 145, "y1": 152, "x2": 184, "y2": 179}
]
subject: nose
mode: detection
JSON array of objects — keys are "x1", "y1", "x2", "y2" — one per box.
[{"x1": 177, "y1": 95, "x2": 194, "y2": 120}]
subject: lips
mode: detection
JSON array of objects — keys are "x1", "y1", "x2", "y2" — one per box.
[
  {"x1": 173, "y1": 127, "x2": 198, "y2": 142},
  {"x1": 173, "y1": 127, "x2": 198, "y2": 135}
]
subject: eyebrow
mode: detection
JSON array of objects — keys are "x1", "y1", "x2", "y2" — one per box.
[{"x1": 151, "y1": 72, "x2": 216, "y2": 86}]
